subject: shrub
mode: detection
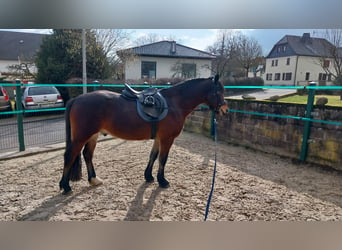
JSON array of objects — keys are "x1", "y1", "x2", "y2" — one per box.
[
  {"x1": 269, "y1": 95, "x2": 280, "y2": 101},
  {"x1": 222, "y1": 77, "x2": 264, "y2": 95},
  {"x1": 315, "y1": 97, "x2": 328, "y2": 106}
]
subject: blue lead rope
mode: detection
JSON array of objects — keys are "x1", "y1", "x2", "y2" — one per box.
[{"x1": 204, "y1": 117, "x2": 218, "y2": 221}]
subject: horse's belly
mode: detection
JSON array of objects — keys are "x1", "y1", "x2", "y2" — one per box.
[{"x1": 102, "y1": 118, "x2": 152, "y2": 140}]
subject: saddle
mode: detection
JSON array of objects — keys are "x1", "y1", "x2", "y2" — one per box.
[{"x1": 121, "y1": 84, "x2": 168, "y2": 123}]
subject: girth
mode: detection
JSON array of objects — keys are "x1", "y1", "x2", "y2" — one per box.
[{"x1": 121, "y1": 84, "x2": 168, "y2": 139}]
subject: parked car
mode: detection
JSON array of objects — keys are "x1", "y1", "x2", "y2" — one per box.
[
  {"x1": 0, "y1": 85, "x2": 13, "y2": 117},
  {"x1": 19, "y1": 85, "x2": 64, "y2": 111}
]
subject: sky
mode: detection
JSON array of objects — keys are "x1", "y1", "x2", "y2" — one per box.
[
  {"x1": 1, "y1": 29, "x2": 327, "y2": 56},
  {"x1": 128, "y1": 29, "x2": 325, "y2": 56}
]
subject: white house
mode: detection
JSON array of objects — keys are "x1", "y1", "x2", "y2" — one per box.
[
  {"x1": 0, "y1": 31, "x2": 46, "y2": 79},
  {"x1": 118, "y1": 41, "x2": 215, "y2": 81},
  {"x1": 265, "y1": 33, "x2": 337, "y2": 86}
]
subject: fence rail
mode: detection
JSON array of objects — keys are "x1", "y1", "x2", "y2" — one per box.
[
  {"x1": 1, "y1": 82, "x2": 341, "y2": 162},
  {"x1": 2, "y1": 82, "x2": 342, "y2": 89}
]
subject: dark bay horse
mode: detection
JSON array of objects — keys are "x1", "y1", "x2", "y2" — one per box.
[{"x1": 59, "y1": 75, "x2": 228, "y2": 194}]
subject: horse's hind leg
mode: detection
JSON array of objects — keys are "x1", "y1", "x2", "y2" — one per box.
[
  {"x1": 60, "y1": 142, "x2": 84, "y2": 194},
  {"x1": 83, "y1": 134, "x2": 103, "y2": 187},
  {"x1": 144, "y1": 139, "x2": 160, "y2": 183}
]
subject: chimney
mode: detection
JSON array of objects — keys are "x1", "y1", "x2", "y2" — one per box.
[
  {"x1": 301, "y1": 33, "x2": 311, "y2": 43},
  {"x1": 171, "y1": 41, "x2": 176, "y2": 54}
]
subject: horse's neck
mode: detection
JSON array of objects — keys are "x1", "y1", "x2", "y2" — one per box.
[{"x1": 166, "y1": 80, "x2": 210, "y2": 115}]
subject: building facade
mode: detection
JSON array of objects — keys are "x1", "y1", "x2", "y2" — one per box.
[
  {"x1": 118, "y1": 41, "x2": 215, "y2": 81},
  {"x1": 0, "y1": 31, "x2": 46, "y2": 79},
  {"x1": 265, "y1": 33, "x2": 336, "y2": 86}
]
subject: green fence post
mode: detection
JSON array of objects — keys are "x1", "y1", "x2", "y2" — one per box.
[
  {"x1": 15, "y1": 79, "x2": 25, "y2": 151},
  {"x1": 299, "y1": 82, "x2": 316, "y2": 162},
  {"x1": 93, "y1": 80, "x2": 99, "y2": 91}
]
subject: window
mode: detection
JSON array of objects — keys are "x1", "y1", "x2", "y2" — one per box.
[
  {"x1": 285, "y1": 73, "x2": 292, "y2": 81},
  {"x1": 318, "y1": 73, "x2": 332, "y2": 81},
  {"x1": 286, "y1": 58, "x2": 290, "y2": 65},
  {"x1": 274, "y1": 73, "x2": 281, "y2": 80},
  {"x1": 28, "y1": 86, "x2": 58, "y2": 95},
  {"x1": 271, "y1": 60, "x2": 278, "y2": 67},
  {"x1": 277, "y1": 45, "x2": 286, "y2": 53},
  {"x1": 323, "y1": 60, "x2": 330, "y2": 68},
  {"x1": 319, "y1": 73, "x2": 326, "y2": 81},
  {"x1": 282, "y1": 72, "x2": 292, "y2": 81},
  {"x1": 181, "y1": 63, "x2": 196, "y2": 78},
  {"x1": 305, "y1": 72, "x2": 310, "y2": 81},
  {"x1": 141, "y1": 61, "x2": 156, "y2": 79},
  {"x1": 266, "y1": 73, "x2": 272, "y2": 81}
]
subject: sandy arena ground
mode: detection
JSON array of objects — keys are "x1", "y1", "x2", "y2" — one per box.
[{"x1": 1, "y1": 131, "x2": 342, "y2": 221}]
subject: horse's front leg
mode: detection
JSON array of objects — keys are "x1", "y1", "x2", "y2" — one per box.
[
  {"x1": 157, "y1": 138, "x2": 174, "y2": 188},
  {"x1": 144, "y1": 139, "x2": 160, "y2": 183}
]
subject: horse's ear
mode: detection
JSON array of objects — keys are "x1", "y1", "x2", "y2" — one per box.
[{"x1": 214, "y1": 74, "x2": 219, "y2": 84}]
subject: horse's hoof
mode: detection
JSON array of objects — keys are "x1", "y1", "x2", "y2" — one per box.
[
  {"x1": 60, "y1": 181, "x2": 72, "y2": 194},
  {"x1": 62, "y1": 189, "x2": 72, "y2": 195},
  {"x1": 89, "y1": 177, "x2": 103, "y2": 186},
  {"x1": 158, "y1": 180, "x2": 170, "y2": 188},
  {"x1": 145, "y1": 176, "x2": 155, "y2": 183},
  {"x1": 60, "y1": 185, "x2": 72, "y2": 195}
]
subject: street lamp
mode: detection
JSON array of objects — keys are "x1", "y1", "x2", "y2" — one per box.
[
  {"x1": 82, "y1": 29, "x2": 87, "y2": 94},
  {"x1": 18, "y1": 39, "x2": 24, "y2": 64}
]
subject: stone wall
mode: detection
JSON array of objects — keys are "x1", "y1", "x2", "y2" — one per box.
[{"x1": 184, "y1": 99, "x2": 342, "y2": 170}]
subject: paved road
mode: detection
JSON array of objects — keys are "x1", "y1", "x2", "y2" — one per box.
[
  {"x1": 228, "y1": 88, "x2": 296, "y2": 100},
  {"x1": 0, "y1": 113, "x2": 65, "y2": 154}
]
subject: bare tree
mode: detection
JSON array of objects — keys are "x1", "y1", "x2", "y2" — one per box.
[
  {"x1": 206, "y1": 30, "x2": 240, "y2": 78},
  {"x1": 235, "y1": 33, "x2": 263, "y2": 77},
  {"x1": 94, "y1": 29, "x2": 131, "y2": 62},
  {"x1": 7, "y1": 62, "x2": 36, "y2": 80},
  {"x1": 134, "y1": 32, "x2": 180, "y2": 46},
  {"x1": 317, "y1": 29, "x2": 342, "y2": 85},
  {"x1": 93, "y1": 29, "x2": 132, "y2": 79},
  {"x1": 7, "y1": 47, "x2": 36, "y2": 80},
  {"x1": 134, "y1": 33, "x2": 161, "y2": 46}
]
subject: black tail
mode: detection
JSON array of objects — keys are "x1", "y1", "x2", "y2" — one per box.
[{"x1": 64, "y1": 98, "x2": 82, "y2": 182}]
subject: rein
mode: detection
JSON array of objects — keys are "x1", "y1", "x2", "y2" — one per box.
[{"x1": 204, "y1": 113, "x2": 218, "y2": 221}]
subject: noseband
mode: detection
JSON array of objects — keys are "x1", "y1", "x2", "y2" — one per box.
[{"x1": 211, "y1": 76, "x2": 225, "y2": 112}]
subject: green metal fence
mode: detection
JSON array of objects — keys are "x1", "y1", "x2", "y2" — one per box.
[{"x1": 1, "y1": 81, "x2": 341, "y2": 163}]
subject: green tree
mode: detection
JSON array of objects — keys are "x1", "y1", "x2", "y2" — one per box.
[{"x1": 35, "y1": 29, "x2": 110, "y2": 84}]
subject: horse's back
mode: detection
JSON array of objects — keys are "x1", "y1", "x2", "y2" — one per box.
[{"x1": 72, "y1": 90, "x2": 118, "y2": 106}]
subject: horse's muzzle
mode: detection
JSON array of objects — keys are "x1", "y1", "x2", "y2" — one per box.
[{"x1": 216, "y1": 102, "x2": 228, "y2": 116}]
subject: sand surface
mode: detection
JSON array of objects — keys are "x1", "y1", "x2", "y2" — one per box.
[{"x1": 1, "y1": 131, "x2": 342, "y2": 221}]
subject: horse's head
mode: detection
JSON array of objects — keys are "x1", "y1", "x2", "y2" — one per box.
[{"x1": 207, "y1": 74, "x2": 228, "y2": 115}]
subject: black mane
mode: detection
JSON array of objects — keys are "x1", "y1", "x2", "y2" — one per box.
[
  {"x1": 160, "y1": 77, "x2": 207, "y2": 96},
  {"x1": 173, "y1": 77, "x2": 212, "y2": 87}
]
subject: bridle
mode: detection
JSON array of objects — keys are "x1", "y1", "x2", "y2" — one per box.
[{"x1": 211, "y1": 76, "x2": 226, "y2": 113}]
